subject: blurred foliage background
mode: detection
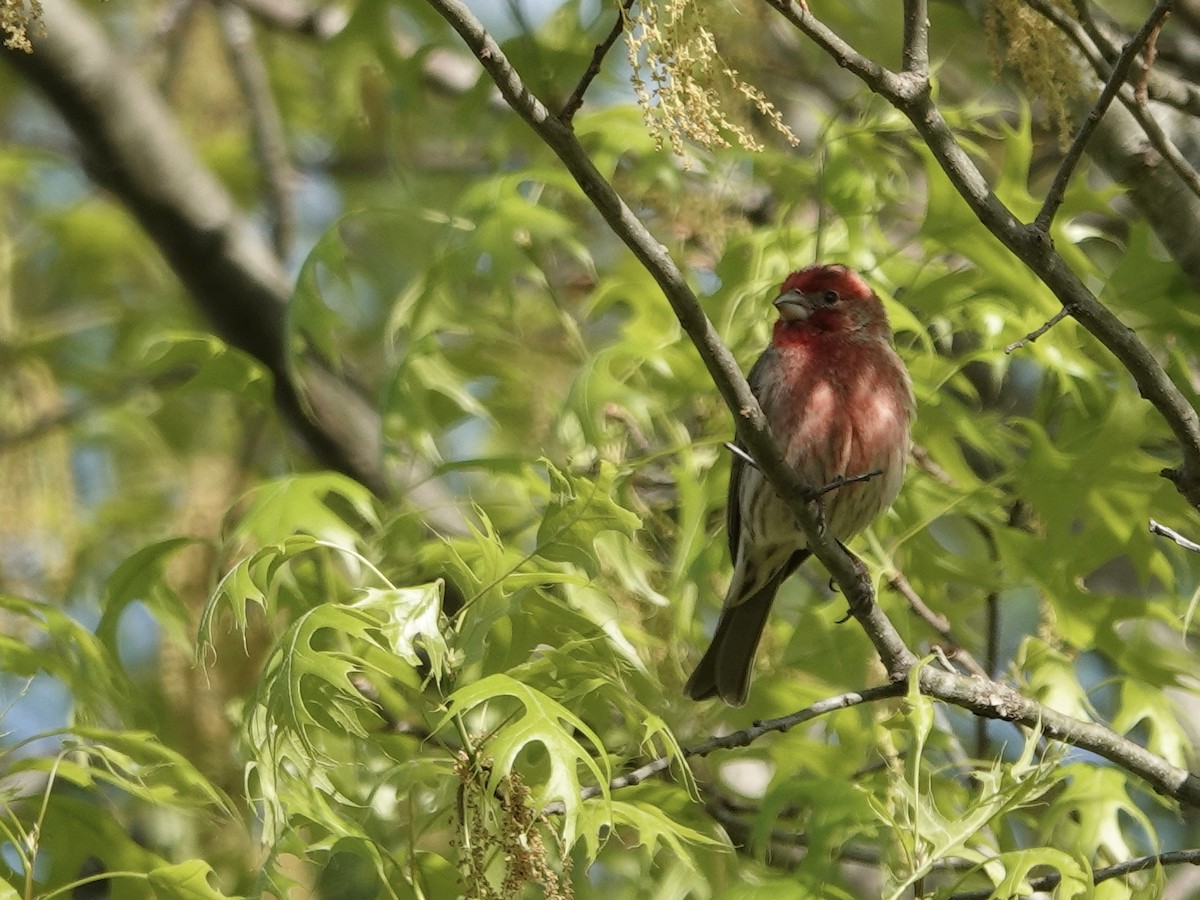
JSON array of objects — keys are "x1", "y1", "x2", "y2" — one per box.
[{"x1": 3, "y1": 0, "x2": 1200, "y2": 897}]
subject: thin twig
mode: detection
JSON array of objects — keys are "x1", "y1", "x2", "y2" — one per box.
[
  {"x1": 723, "y1": 441, "x2": 758, "y2": 469},
  {"x1": 1025, "y1": 0, "x2": 1200, "y2": 207},
  {"x1": 216, "y1": 1, "x2": 296, "y2": 260},
  {"x1": 1136, "y1": 14, "x2": 1167, "y2": 105},
  {"x1": 1149, "y1": 518, "x2": 1200, "y2": 552},
  {"x1": 1005, "y1": 307, "x2": 1070, "y2": 353},
  {"x1": 887, "y1": 571, "x2": 989, "y2": 678},
  {"x1": 901, "y1": 0, "x2": 929, "y2": 76},
  {"x1": 559, "y1": 0, "x2": 636, "y2": 124},
  {"x1": 949, "y1": 847, "x2": 1200, "y2": 900},
  {"x1": 807, "y1": 469, "x2": 883, "y2": 500},
  {"x1": 1035, "y1": 0, "x2": 1172, "y2": 231},
  {"x1": 542, "y1": 683, "x2": 905, "y2": 814}
]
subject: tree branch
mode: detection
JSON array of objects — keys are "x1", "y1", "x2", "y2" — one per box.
[
  {"x1": 1004, "y1": 306, "x2": 1069, "y2": 353},
  {"x1": 950, "y1": 847, "x2": 1200, "y2": 899},
  {"x1": 887, "y1": 570, "x2": 988, "y2": 678},
  {"x1": 542, "y1": 684, "x2": 905, "y2": 814},
  {"x1": 559, "y1": 0, "x2": 635, "y2": 124},
  {"x1": 1035, "y1": 0, "x2": 1173, "y2": 231},
  {"x1": 2, "y1": 0, "x2": 389, "y2": 497},
  {"x1": 216, "y1": 0, "x2": 297, "y2": 259},
  {"x1": 1149, "y1": 517, "x2": 1200, "y2": 552},
  {"x1": 1024, "y1": 0, "x2": 1200, "y2": 286},
  {"x1": 901, "y1": 0, "x2": 929, "y2": 76},
  {"x1": 919, "y1": 663, "x2": 1200, "y2": 804}
]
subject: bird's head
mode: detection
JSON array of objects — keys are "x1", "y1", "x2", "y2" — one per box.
[{"x1": 772, "y1": 264, "x2": 890, "y2": 341}]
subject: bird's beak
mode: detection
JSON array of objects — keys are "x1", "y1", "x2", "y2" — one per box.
[{"x1": 773, "y1": 289, "x2": 810, "y2": 322}]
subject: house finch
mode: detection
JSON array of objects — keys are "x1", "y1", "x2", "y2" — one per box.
[{"x1": 685, "y1": 264, "x2": 913, "y2": 706}]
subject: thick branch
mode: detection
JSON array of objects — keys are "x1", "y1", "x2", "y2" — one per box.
[
  {"x1": 901, "y1": 0, "x2": 929, "y2": 76},
  {"x1": 2, "y1": 0, "x2": 386, "y2": 496},
  {"x1": 918, "y1": 665, "x2": 1200, "y2": 804},
  {"x1": 543, "y1": 684, "x2": 905, "y2": 814}
]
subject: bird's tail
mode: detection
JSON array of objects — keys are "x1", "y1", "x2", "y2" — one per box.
[{"x1": 684, "y1": 551, "x2": 808, "y2": 706}]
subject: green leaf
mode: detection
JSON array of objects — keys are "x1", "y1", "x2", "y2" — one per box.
[
  {"x1": 0, "y1": 595, "x2": 132, "y2": 723},
  {"x1": 139, "y1": 332, "x2": 271, "y2": 404},
  {"x1": 536, "y1": 459, "x2": 641, "y2": 577},
  {"x1": 198, "y1": 535, "x2": 320, "y2": 655},
  {"x1": 255, "y1": 603, "x2": 388, "y2": 751},
  {"x1": 964, "y1": 847, "x2": 1090, "y2": 899},
  {"x1": 579, "y1": 794, "x2": 724, "y2": 864},
  {"x1": 148, "y1": 860, "x2": 235, "y2": 899},
  {"x1": 97, "y1": 537, "x2": 199, "y2": 651},
  {"x1": 8, "y1": 728, "x2": 235, "y2": 816},
  {"x1": 440, "y1": 673, "x2": 611, "y2": 846},
  {"x1": 231, "y1": 472, "x2": 379, "y2": 547},
  {"x1": 358, "y1": 581, "x2": 451, "y2": 682}
]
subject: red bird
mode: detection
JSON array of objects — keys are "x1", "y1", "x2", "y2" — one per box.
[{"x1": 685, "y1": 264, "x2": 913, "y2": 706}]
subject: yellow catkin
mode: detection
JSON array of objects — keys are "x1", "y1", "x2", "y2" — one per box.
[
  {"x1": 455, "y1": 754, "x2": 573, "y2": 899},
  {"x1": 986, "y1": 0, "x2": 1087, "y2": 146},
  {"x1": 623, "y1": 0, "x2": 798, "y2": 156},
  {"x1": 1, "y1": 0, "x2": 44, "y2": 53}
]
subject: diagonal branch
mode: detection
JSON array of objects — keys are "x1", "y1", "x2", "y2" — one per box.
[
  {"x1": 1149, "y1": 518, "x2": 1200, "y2": 552},
  {"x1": 542, "y1": 683, "x2": 905, "y2": 814},
  {"x1": 1004, "y1": 306, "x2": 1069, "y2": 353},
  {"x1": 1024, "y1": 0, "x2": 1200, "y2": 210},
  {"x1": 949, "y1": 847, "x2": 1200, "y2": 899},
  {"x1": 2, "y1": 0, "x2": 387, "y2": 496},
  {"x1": 887, "y1": 570, "x2": 988, "y2": 678},
  {"x1": 216, "y1": 0, "x2": 297, "y2": 259},
  {"x1": 559, "y1": 0, "x2": 636, "y2": 124},
  {"x1": 1035, "y1": 0, "x2": 1173, "y2": 231},
  {"x1": 2, "y1": 0, "x2": 470, "y2": 533}
]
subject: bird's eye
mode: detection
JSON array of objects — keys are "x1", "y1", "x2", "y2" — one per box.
[{"x1": 823, "y1": 290, "x2": 840, "y2": 304}]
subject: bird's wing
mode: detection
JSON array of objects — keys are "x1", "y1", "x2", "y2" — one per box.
[
  {"x1": 726, "y1": 441, "x2": 745, "y2": 561},
  {"x1": 727, "y1": 348, "x2": 777, "y2": 561}
]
